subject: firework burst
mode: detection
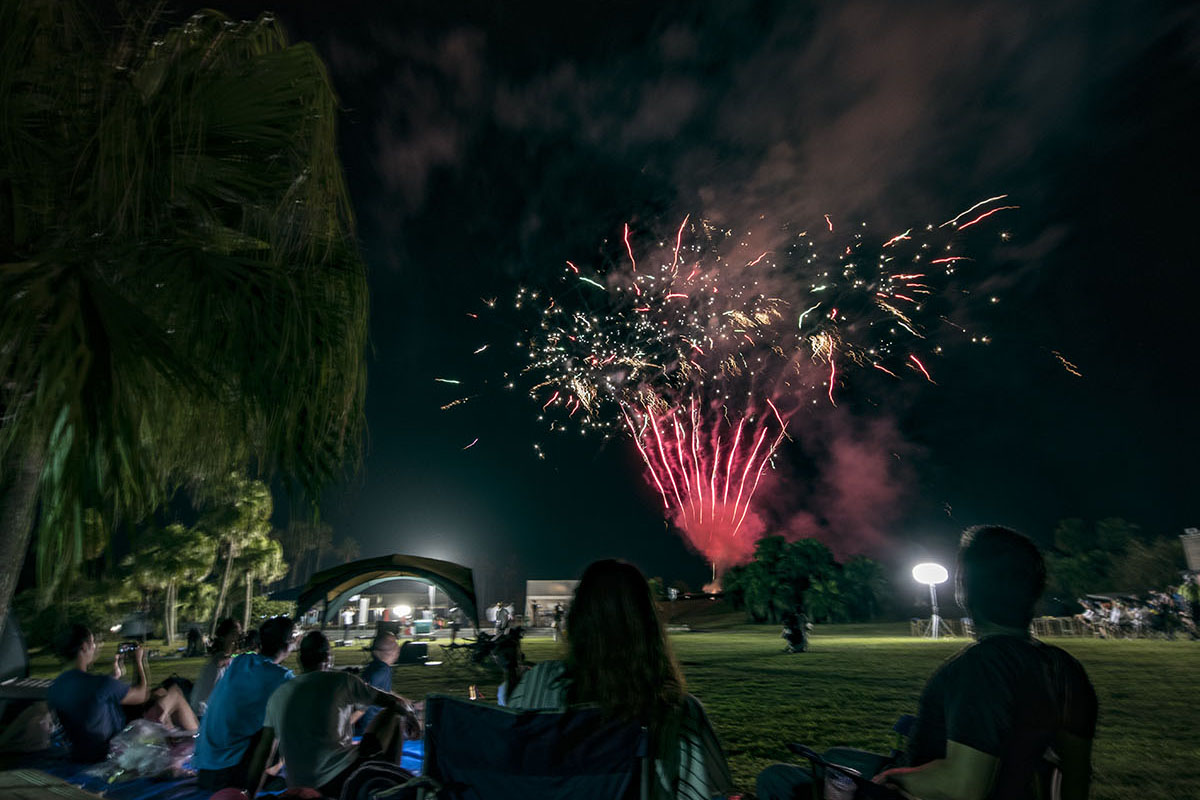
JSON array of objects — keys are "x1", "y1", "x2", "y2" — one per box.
[{"x1": 452, "y1": 198, "x2": 1016, "y2": 568}]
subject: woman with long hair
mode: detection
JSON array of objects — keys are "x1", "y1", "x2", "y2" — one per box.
[{"x1": 505, "y1": 559, "x2": 731, "y2": 800}]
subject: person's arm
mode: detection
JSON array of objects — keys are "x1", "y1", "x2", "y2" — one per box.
[
  {"x1": 364, "y1": 689, "x2": 419, "y2": 739},
  {"x1": 1054, "y1": 731, "x2": 1093, "y2": 800},
  {"x1": 875, "y1": 740, "x2": 999, "y2": 800},
  {"x1": 120, "y1": 646, "x2": 151, "y2": 706},
  {"x1": 245, "y1": 726, "x2": 278, "y2": 800}
]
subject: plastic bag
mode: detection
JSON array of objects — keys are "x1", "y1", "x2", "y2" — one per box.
[{"x1": 84, "y1": 719, "x2": 174, "y2": 783}]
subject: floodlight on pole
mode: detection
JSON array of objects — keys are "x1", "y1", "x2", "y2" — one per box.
[{"x1": 912, "y1": 563, "x2": 949, "y2": 639}]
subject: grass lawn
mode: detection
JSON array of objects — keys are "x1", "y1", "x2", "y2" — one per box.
[{"x1": 27, "y1": 623, "x2": 1199, "y2": 799}]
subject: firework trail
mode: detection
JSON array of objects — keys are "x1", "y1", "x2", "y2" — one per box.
[{"x1": 452, "y1": 198, "x2": 1015, "y2": 568}]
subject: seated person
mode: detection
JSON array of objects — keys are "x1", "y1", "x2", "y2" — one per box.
[
  {"x1": 47, "y1": 624, "x2": 197, "y2": 762},
  {"x1": 491, "y1": 626, "x2": 528, "y2": 707},
  {"x1": 193, "y1": 616, "x2": 295, "y2": 792},
  {"x1": 757, "y1": 525, "x2": 1098, "y2": 800},
  {"x1": 505, "y1": 559, "x2": 732, "y2": 800},
  {"x1": 190, "y1": 617, "x2": 242, "y2": 718},
  {"x1": 353, "y1": 632, "x2": 400, "y2": 736},
  {"x1": 250, "y1": 631, "x2": 419, "y2": 798}
]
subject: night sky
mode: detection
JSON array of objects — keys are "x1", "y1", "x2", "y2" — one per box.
[{"x1": 207, "y1": 1, "x2": 1198, "y2": 598}]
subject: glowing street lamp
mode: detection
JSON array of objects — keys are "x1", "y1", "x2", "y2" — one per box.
[{"x1": 912, "y1": 562, "x2": 949, "y2": 639}]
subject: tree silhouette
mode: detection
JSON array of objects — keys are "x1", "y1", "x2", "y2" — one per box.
[
  {"x1": 334, "y1": 536, "x2": 361, "y2": 566},
  {"x1": 199, "y1": 474, "x2": 273, "y2": 637},
  {"x1": 0, "y1": 1, "x2": 367, "y2": 621}
]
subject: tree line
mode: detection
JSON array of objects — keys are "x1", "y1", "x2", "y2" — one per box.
[
  {"x1": 719, "y1": 536, "x2": 890, "y2": 624},
  {"x1": 715, "y1": 518, "x2": 1187, "y2": 627},
  {"x1": 14, "y1": 472, "x2": 362, "y2": 648},
  {"x1": 0, "y1": 1, "x2": 369, "y2": 627}
]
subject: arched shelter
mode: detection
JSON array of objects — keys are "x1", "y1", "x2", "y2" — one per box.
[{"x1": 295, "y1": 554, "x2": 479, "y2": 629}]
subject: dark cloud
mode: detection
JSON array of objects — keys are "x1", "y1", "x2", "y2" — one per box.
[{"x1": 213, "y1": 0, "x2": 1200, "y2": 585}]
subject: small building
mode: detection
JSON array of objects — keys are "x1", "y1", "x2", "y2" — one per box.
[
  {"x1": 524, "y1": 580, "x2": 577, "y2": 626},
  {"x1": 1182, "y1": 528, "x2": 1200, "y2": 572}
]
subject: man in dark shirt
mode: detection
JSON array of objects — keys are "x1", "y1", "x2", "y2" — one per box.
[
  {"x1": 758, "y1": 525, "x2": 1098, "y2": 800},
  {"x1": 47, "y1": 624, "x2": 197, "y2": 762}
]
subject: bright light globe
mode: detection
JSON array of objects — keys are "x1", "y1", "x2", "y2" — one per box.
[{"x1": 912, "y1": 562, "x2": 949, "y2": 586}]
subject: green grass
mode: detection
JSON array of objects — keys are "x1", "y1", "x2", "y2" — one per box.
[{"x1": 28, "y1": 624, "x2": 1200, "y2": 800}]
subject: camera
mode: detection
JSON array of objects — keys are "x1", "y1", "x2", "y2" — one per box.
[{"x1": 117, "y1": 641, "x2": 140, "y2": 655}]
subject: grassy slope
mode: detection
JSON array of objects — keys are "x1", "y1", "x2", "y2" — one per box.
[{"x1": 27, "y1": 624, "x2": 1199, "y2": 800}]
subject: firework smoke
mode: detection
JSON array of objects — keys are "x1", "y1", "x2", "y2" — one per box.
[{"x1": 452, "y1": 199, "x2": 1012, "y2": 568}]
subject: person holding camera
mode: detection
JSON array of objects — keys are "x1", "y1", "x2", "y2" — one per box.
[{"x1": 47, "y1": 624, "x2": 198, "y2": 762}]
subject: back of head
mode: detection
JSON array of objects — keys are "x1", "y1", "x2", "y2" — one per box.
[
  {"x1": 565, "y1": 559, "x2": 684, "y2": 723},
  {"x1": 371, "y1": 633, "x2": 399, "y2": 660},
  {"x1": 212, "y1": 618, "x2": 242, "y2": 655},
  {"x1": 55, "y1": 624, "x2": 92, "y2": 662},
  {"x1": 258, "y1": 617, "x2": 295, "y2": 660},
  {"x1": 958, "y1": 525, "x2": 1046, "y2": 629},
  {"x1": 299, "y1": 630, "x2": 331, "y2": 671}
]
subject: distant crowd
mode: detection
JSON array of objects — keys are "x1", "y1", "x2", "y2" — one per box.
[
  {"x1": 1073, "y1": 577, "x2": 1200, "y2": 639},
  {"x1": 44, "y1": 525, "x2": 1110, "y2": 800}
]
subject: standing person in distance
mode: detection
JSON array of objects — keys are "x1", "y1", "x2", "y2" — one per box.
[{"x1": 552, "y1": 602, "x2": 564, "y2": 642}]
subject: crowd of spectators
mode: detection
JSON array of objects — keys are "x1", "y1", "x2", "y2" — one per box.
[
  {"x1": 1072, "y1": 575, "x2": 1199, "y2": 639},
  {"x1": 40, "y1": 525, "x2": 1111, "y2": 800}
]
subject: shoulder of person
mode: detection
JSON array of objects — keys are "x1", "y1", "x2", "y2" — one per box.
[
  {"x1": 530, "y1": 660, "x2": 567, "y2": 679},
  {"x1": 1037, "y1": 641, "x2": 1093, "y2": 679},
  {"x1": 514, "y1": 660, "x2": 567, "y2": 693}
]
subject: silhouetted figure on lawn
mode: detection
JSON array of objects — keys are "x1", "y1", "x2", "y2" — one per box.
[
  {"x1": 552, "y1": 602, "x2": 564, "y2": 642},
  {"x1": 185, "y1": 626, "x2": 204, "y2": 658},
  {"x1": 781, "y1": 609, "x2": 808, "y2": 653},
  {"x1": 758, "y1": 526, "x2": 1098, "y2": 800},
  {"x1": 1182, "y1": 573, "x2": 1200, "y2": 639}
]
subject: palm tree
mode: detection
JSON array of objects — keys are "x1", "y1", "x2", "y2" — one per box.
[
  {"x1": 334, "y1": 535, "x2": 361, "y2": 566},
  {"x1": 199, "y1": 474, "x2": 274, "y2": 637},
  {"x1": 0, "y1": 1, "x2": 367, "y2": 620},
  {"x1": 125, "y1": 521, "x2": 216, "y2": 644},
  {"x1": 282, "y1": 520, "x2": 333, "y2": 587},
  {"x1": 235, "y1": 529, "x2": 287, "y2": 631}
]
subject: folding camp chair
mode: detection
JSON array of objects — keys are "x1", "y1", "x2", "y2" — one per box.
[
  {"x1": 396, "y1": 693, "x2": 648, "y2": 800},
  {"x1": 788, "y1": 715, "x2": 1063, "y2": 800}
]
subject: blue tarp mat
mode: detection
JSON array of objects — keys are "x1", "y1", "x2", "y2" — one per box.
[
  {"x1": 23, "y1": 756, "x2": 209, "y2": 800},
  {"x1": 18, "y1": 739, "x2": 422, "y2": 800}
]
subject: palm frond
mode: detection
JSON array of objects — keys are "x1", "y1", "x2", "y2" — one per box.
[{"x1": 1, "y1": 1, "x2": 368, "y2": 598}]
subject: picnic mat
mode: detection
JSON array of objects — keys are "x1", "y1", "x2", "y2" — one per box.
[
  {"x1": 1, "y1": 759, "x2": 210, "y2": 800},
  {"x1": 0, "y1": 768, "x2": 105, "y2": 799}
]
